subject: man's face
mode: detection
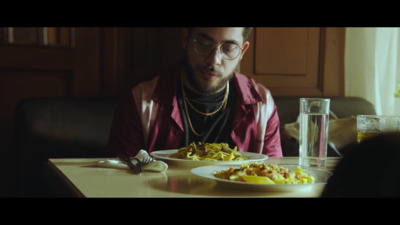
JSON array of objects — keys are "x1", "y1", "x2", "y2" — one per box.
[{"x1": 182, "y1": 27, "x2": 249, "y2": 95}]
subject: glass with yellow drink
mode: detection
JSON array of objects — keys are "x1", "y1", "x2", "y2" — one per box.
[{"x1": 356, "y1": 115, "x2": 400, "y2": 143}]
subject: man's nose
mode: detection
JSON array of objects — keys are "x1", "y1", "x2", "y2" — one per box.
[{"x1": 206, "y1": 46, "x2": 222, "y2": 65}]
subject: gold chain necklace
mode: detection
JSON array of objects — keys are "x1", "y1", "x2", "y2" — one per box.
[
  {"x1": 181, "y1": 77, "x2": 229, "y2": 116},
  {"x1": 180, "y1": 74, "x2": 229, "y2": 136},
  {"x1": 182, "y1": 89, "x2": 206, "y2": 136}
]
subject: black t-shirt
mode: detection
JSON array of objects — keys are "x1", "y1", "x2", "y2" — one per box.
[{"x1": 177, "y1": 80, "x2": 236, "y2": 147}]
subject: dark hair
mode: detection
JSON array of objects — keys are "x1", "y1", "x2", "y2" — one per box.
[
  {"x1": 242, "y1": 27, "x2": 253, "y2": 41},
  {"x1": 186, "y1": 27, "x2": 253, "y2": 43},
  {"x1": 321, "y1": 132, "x2": 400, "y2": 197}
]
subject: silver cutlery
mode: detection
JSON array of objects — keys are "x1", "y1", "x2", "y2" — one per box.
[
  {"x1": 118, "y1": 155, "x2": 142, "y2": 174},
  {"x1": 135, "y1": 156, "x2": 154, "y2": 171}
]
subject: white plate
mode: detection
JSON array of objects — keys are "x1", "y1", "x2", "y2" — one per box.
[
  {"x1": 150, "y1": 149, "x2": 268, "y2": 167},
  {"x1": 191, "y1": 165, "x2": 332, "y2": 192}
]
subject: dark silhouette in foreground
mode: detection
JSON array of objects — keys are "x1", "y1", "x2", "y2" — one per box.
[{"x1": 321, "y1": 132, "x2": 400, "y2": 198}]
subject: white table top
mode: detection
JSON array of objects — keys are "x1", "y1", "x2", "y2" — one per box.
[{"x1": 45, "y1": 157, "x2": 340, "y2": 198}]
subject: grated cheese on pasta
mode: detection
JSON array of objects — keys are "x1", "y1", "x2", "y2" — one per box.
[
  {"x1": 170, "y1": 142, "x2": 247, "y2": 161},
  {"x1": 214, "y1": 163, "x2": 315, "y2": 184}
]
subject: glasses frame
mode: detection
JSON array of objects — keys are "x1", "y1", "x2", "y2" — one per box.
[{"x1": 191, "y1": 38, "x2": 243, "y2": 60}]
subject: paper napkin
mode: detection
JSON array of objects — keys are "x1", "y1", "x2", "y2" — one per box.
[{"x1": 97, "y1": 150, "x2": 168, "y2": 172}]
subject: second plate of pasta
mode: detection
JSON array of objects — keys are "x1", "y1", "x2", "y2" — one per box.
[
  {"x1": 151, "y1": 150, "x2": 268, "y2": 167},
  {"x1": 191, "y1": 164, "x2": 332, "y2": 192}
]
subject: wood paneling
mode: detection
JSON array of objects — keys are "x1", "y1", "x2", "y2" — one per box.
[
  {"x1": 255, "y1": 28, "x2": 310, "y2": 75},
  {"x1": 121, "y1": 27, "x2": 183, "y2": 90},
  {"x1": 322, "y1": 27, "x2": 346, "y2": 96},
  {"x1": 0, "y1": 46, "x2": 73, "y2": 70},
  {"x1": 0, "y1": 27, "x2": 108, "y2": 196},
  {"x1": 72, "y1": 28, "x2": 101, "y2": 96},
  {"x1": 101, "y1": 27, "x2": 121, "y2": 96},
  {"x1": 0, "y1": 27, "x2": 102, "y2": 159},
  {"x1": 241, "y1": 27, "x2": 345, "y2": 97}
]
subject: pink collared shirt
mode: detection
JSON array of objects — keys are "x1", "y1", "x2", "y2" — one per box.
[{"x1": 106, "y1": 63, "x2": 283, "y2": 157}]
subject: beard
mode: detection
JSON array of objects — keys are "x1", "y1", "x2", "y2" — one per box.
[{"x1": 183, "y1": 55, "x2": 234, "y2": 96}]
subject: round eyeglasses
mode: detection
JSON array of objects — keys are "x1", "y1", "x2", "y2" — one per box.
[{"x1": 192, "y1": 38, "x2": 243, "y2": 60}]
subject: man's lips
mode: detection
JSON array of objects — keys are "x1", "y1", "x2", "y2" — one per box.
[{"x1": 199, "y1": 69, "x2": 219, "y2": 80}]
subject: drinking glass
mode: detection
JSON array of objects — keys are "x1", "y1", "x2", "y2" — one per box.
[
  {"x1": 299, "y1": 98, "x2": 330, "y2": 168},
  {"x1": 356, "y1": 115, "x2": 400, "y2": 143}
]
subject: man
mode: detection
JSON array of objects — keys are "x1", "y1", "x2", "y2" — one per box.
[{"x1": 106, "y1": 27, "x2": 283, "y2": 157}]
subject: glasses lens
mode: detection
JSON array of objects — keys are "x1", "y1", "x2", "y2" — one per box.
[
  {"x1": 193, "y1": 38, "x2": 213, "y2": 55},
  {"x1": 221, "y1": 43, "x2": 241, "y2": 60},
  {"x1": 193, "y1": 38, "x2": 241, "y2": 60}
]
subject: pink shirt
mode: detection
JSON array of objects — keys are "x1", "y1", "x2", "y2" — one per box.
[{"x1": 106, "y1": 63, "x2": 283, "y2": 157}]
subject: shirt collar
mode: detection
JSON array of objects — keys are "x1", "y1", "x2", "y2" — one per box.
[
  {"x1": 151, "y1": 62, "x2": 262, "y2": 106},
  {"x1": 232, "y1": 72, "x2": 263, "y2": 105},
  {"x1": 151, "y1": 62, "x2": 181, "y2": 106}
]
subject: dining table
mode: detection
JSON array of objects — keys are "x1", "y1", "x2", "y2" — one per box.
[{"x1": 43, "y1": 156, "x2": 340, "y2": 198}]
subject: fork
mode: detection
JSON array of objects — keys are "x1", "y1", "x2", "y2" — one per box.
[
  {"x1": 119, "y1": 155, "x2": 142, "y2": 174},
  {"x1": 134, "y1": 156, "x2": 154, "y2": 170}
]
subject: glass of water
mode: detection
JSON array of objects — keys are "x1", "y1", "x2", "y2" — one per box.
[{"x1": 299, "y1": 98, "x2": 330, "y2": 169}]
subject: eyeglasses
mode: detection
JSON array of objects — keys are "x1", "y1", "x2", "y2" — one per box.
[{"x1": 192, "y1": 37, "x2": 243, "y2": 60}]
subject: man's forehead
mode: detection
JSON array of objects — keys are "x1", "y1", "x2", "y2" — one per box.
[{"x1": 191, "y1": 27, "x2": 244, "y2": 43}]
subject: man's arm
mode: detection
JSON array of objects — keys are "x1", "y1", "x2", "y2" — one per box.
[{"x1": 106, "y1": 90, "x2": 145, "y2": 157}]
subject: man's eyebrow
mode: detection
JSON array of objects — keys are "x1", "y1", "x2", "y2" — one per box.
[
  {"x1": 193, "y1": 33, "x2": 241, "y2": 45},
  {"x1": 193, "y1": 33, "x2": 213, "y2": 41}
]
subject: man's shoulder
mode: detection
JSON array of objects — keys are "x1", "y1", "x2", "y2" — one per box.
[
  {"x1": 233, "y1": 72, "x2": 250, "y2": 81},
  {"x1": 132, "y1": 61, "x2": 180, "y2": 91},
  {"x1": 131, "y1": 76, "x2": 160, "y2": 92},
  {"x1": 131, "y1": 62, "x2": 180, "y2": 104},
  {"x1": 234, "y1": 72, "x2": 266, "y2": 87},
  {"x1": 234, "y1": 72, "x2": 270, "y2": 94}
]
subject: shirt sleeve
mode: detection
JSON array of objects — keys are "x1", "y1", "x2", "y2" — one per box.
[
  {"x1": 106, "y1": 90, "x2": 144, "y2": 157},
  {"x1": 263, "y1": 104, "x2": 283, "y2": 157}
]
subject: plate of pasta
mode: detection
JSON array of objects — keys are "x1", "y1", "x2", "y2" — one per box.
[
  {"x1": 150, "y1": 142, "x2": 268, "y2": 167},
  {"x1": 191, "y1": 163, "x2": 332, "y2": 192}
]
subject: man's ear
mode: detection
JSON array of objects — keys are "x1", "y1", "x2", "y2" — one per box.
[{"x1": 239, "y1": 41, "x2": 250, "y2": 60}]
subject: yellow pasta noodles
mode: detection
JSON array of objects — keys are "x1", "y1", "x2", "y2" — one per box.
[
  {"x1": 214, "y1": 163, "x2": 315, "y2": 184},
  {"x1": 170, "y1": 142, "x2": 247, "y2": 161}
]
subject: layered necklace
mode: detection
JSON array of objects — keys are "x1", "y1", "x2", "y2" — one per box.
[{"x1": 180, "y1": 73, "x2": 229, "y2": 137}]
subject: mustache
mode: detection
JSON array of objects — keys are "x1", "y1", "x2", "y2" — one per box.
[{"x1": 198, "y1": 64, "x2": 222, "y2": 74}]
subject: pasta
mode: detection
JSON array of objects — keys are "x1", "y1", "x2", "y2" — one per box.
[
  {"x1": 170, "y1": 142, "x2": 247, "y2": 161},
  {"x1": 214, "y1": 163, "x2": 315, "y2": 184}
]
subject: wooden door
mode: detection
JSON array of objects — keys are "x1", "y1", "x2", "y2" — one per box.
[{"x1": 241, "y1": 27, "x2": 345, "y2": 97}]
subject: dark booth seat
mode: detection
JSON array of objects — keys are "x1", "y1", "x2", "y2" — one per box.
[{"x1": 14, "y1": 97, "x2": 118, "y2": 197}]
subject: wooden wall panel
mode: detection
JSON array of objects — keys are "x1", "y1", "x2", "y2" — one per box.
[
  {"x1": 121, "y1": 27, "x2": 183, "y2": 90},
  {"x1": 322, "y1": 28, "x2": 345, "y2": 96},
  {"x1": 101, "y1": 27, "x2": 121, "y2": 96},
  {"x1": 0, "y1": 27, "x2": 104, "y2": 197},
  {"x1": 0, "y1": 71, "x2": 66, "y2": 99},
  {"x1": 255, "y1": 28, "x2": 308, "y2": 75},
  {"x1": 72, "y1": 27, "x2": 101, "y2": 96},
  {"x1": 0, "y1": 46, "x2": 73, "y2": 70},
  {"x1": 241, "y1": 27, "x2": 344, "y2": 97},
  {"x1": 241, "y1": 27, "x2": 323, "y2": 96}
]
